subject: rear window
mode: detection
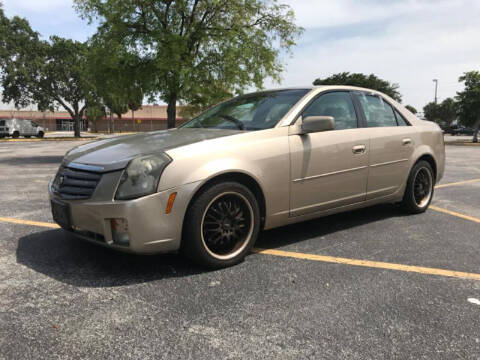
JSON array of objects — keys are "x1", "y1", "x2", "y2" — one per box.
[
  {"x1": 0, "y1": 120, "x2": 5, "y2": 126},
  {"x1": 357, "y1": 94, "x2": 397, "y2": 127}
]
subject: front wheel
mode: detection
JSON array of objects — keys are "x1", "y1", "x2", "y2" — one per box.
[
  {"x1": 401, "y1": 160, "x2": 435, "y2": 214},
  {"x1": 12, "y1": 131, "x2": 19, "y2": 139},
  {"x1": 37, "y1": 131, "x2": 44, "y2": 138},
  {"x1": 182, "y1": 182, "x2": 260, "y2": 268}
]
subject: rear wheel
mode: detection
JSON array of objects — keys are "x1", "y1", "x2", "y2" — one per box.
[
  {"x1": 182, "y1": 182, "x2": 260, "y2": 268},
  {"x1": 12, "y1": 131, "x2": 19, "y2": 139},
  {"x1": 401, "y1": 160, "x2": 434, "y2": 214}
]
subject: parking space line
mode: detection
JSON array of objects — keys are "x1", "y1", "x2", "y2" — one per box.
[
  {"x1": 1, "y1": 212, "x2": 479, "y2": 280},
  {"x1": 429, "y1": 205, "x2": 480, "y2": 224},
  {"x1": 436, "y1": 178, "x2": 480, "y2": 189},
  {"x1": 252, "y1": 248, "x2": 480, "y2": 280},
  {"x1": 0, "y1": 217, "x2": 60, "y2": 229}
]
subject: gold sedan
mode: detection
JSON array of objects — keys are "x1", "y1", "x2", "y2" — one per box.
[{"x1": 49, "y1": 86, "x2": 445, "y2": 268}]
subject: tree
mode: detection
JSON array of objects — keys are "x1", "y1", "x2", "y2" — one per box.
[
  {"x1": 87, "y1": 36, "x2": 147, "y2": 132},
  {"x1": 74, "y1": 0, "x2": 303, "y2": 128},
  {"x1": 456, "y1": 71, "x2": 480, "y2": 142},
  {"x1": 423, "y1": 102, "x2": 441, "y2": 123},
  {"x1": 438, "y1": 97, "x2": 457, "y2": 127},
  {"x1": 313, "y1": 72, "x2": 402, "y2": 102},
  {"x1": 405, "y1": 105, "x2": 417, "y2": 114},
  {"x1": 85, "y1": 104, "x2": 105, "y2": 133},
  {"x1": 0, "y1": 10, "x2": 91, "y2": 137},
  {"x1": 423, "y1": 98, "x2": 457, "y2": 127}
]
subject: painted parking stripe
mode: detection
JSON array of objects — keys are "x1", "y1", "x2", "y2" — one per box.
[
  {"x1": 429, "y1": 205, "x2": 480, "y2": 224},
  {"x1": 0, "y1": 214, "x2": 479, "y2": 281},
  {"x1": 252, "y1": 248, "x2": 480, "y2": 281},
  {"x1": 0, "y1": 217, "x2": 60, "y2": 229},
  {"x1": 435, "y1": 178, "x2": 480, "y2": 189}
]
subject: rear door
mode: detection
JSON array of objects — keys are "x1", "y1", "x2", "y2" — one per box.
[
  {"x1": 354, "y1": 92, "x2": 415, "y2": 200},
  {"x1": 289, "y1": 91, "x2": 370, "y2": 216}
]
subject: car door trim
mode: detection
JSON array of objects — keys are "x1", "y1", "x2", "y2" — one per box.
[
  {"x1": 370, "y1": 158, "x2": 409, "y2": 168},
  {"x1": 292, "y1": 165, "x2": 368, "y2": 183}
]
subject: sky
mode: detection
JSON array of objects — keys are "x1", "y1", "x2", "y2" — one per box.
[{"x1": 3, "y1": 0, "x2": 480, "y2": 112}]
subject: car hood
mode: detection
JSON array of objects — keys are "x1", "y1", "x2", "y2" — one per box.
[{"x1": 64, "y1": 128, "x2": 242, "y2": 172}]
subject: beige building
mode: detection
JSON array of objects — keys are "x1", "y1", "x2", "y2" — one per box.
[{"x1": 0, "y1": 105, "x2": 186, "y2": 132}]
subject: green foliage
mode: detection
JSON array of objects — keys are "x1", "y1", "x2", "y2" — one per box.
[
  {"x1": 423, "y1": 98, "x2": 457, "y2": 126},
  {"x1": 423, "y1": 102, "x2": 441, "y2": 122},
  {"x1": 0, "y1": 9, "x2": 90, "y2": 136},
  {"x1": 86, "y1": 35, "x2": 146, "y2": 121},
  {"x1": 85, "y1": 103, "x2": 106, "y2": 132},
  {"x1": 456, "y1": 71, "x2": 480, "y2": 142},
  {"x1": 405, "y1": 105, "x2": 417, "y2": 114},
  {"x1": 313, "y1": 72, "x2": 402, "y2": 102},
  {"x1": 74, "y1": 0, "x2": 303, "y2": 127}
]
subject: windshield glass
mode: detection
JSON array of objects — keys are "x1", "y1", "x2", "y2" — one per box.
[{"x1": 181, "y1": 89, "x2": 309, "y2": 131}]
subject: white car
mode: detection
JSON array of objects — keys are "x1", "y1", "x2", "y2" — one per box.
[{"x1": 0, "y1": 118, "x2": 45, "y2": 138}]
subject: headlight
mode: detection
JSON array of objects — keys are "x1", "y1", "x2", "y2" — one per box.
[{"x1": 115, "y1": 153, "x2": 172, "y2": 200}]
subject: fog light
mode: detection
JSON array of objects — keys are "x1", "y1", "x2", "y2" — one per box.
[{"x1": 110, "y1": 218, "x2": 130, "y2": 246}]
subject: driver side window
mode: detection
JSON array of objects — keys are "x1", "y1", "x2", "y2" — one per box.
[{"x1": 302, "y1": 92, "x2": 358, "y2": 130}]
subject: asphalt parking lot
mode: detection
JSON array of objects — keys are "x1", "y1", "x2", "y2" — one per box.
[{"x1": 1, "y1": 140, "x2": 479, "y2": 359}]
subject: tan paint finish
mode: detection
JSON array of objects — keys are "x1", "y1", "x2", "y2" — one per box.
[{"x1": 49, "y1": 86, "x2": 445, "y2": 254}]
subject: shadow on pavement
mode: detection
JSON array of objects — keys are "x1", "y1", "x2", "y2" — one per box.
[
  {"x1": 16, "y1": 229, "x2": 203, "y2": 288},
  {"x1": 256, "y1": 204, "x2": 408, "y2": 250},
  {"x1": 0, "y1": 155, "x2": 64, "y2": 165},
  {"x1": 17, "y1": 204, "x2": 407, "y2": 287}
]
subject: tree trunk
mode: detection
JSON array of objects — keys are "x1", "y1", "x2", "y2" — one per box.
[
  {"x1": 473, "y1": 117, "x2": 480, "y2": 143},
  {"x1": 110, "y1": 111, "x2": 114, "y2": 134},
  {"x1": 167, "y1": 93, "x2": 177, "y2": 129},
  {"x1": 73, "y1": 114, "x2": 81, "y2": 138}
]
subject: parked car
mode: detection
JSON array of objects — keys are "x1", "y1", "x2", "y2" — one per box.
[
  {"x1": 49, "y1": 86, "x2": 445, "y2": 268},
  {"x1": 451, "y1": 126, "x2": 475, "y2": 136},
  {"x1": 0, "y1": 118, "x2": 45, "y2": 138}
]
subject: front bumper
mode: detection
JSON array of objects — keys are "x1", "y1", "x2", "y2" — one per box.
[{"x1": 49, "y1": 181, "x2": 201, "y2": 254}]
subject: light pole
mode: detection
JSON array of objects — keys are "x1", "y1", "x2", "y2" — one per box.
[{"x1": 433, "y1": 79, "x2": 438, "y2": 104}]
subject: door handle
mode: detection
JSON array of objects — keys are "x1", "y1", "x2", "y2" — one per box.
[
  {"x1": 402, "y1": 138, "x2": 412, "y2": 146},
  {"x1": 352, "y1": 144, "x2": 366, "y2": 154}
]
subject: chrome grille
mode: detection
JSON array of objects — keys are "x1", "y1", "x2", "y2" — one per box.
[{"x1": 52, "y1": 165, "x2": 102, "y2": 200}]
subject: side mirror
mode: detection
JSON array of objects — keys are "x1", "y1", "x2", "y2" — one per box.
[{"x1": 301, "y1": 116, "x2": 335, "y2": 134}]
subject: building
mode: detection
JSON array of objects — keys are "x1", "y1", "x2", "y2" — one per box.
[{"x1": 0, "y1": 105, "x2": 186, "y2": 132}]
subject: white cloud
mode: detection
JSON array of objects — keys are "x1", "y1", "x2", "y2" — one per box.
[
  {"x1": 3, "y1": 0, "x2": 72, "y2": 14},
  {"x1": 270, "y1": 0, "x2": 480, "y2": 111}
]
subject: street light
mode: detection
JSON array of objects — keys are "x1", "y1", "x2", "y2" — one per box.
[{"x1": 433, "y1": 79, "x2": 438, "y2": 104}]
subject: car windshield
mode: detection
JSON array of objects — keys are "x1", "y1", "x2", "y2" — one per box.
[{"x1": 181, "y1": 89, "x2": 309, "y2": 131}]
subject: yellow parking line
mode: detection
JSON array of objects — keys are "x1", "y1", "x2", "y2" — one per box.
[
  {"x1": 436, "y1": 178, "x2": 480, "y2": 189},
  {"x1": 0, "y1": 217, "x2": 60, "y2": 228},
  {"x1": 1, "y1": 210, "x2": 479, "y2": 280},
  {"x1": 429, "y1": 205, "x2": 480, "y2": 224},
  {"x1": 252, "y1": 248, "x2": 480, "y2": 280}
]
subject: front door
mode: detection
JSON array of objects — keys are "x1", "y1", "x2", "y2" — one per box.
[{"x1": 289, "y1": 91, "x2": 370, "y2": 216}]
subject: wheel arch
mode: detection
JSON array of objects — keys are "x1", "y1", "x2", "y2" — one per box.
[
  {"x1": 181, "y1": 171, "x2": 267, "y2": 239},
  {"x1": 414, "y1": 153, "x2": 437, "y2": 181}
]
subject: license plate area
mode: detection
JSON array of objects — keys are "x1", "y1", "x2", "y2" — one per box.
[{"x1": 51, "y1": 199, "x2": 72, "y2": 230}]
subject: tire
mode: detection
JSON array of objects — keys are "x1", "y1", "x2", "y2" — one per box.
[
  {"x1": 37, "y1": 131, "x2": 44, "y2": 138},
  {"x1": 182, "y1": 182, "x2": 261, "y2": 268},
  {"x1": 12, "y1": 131, "x2": 19, "y2": 139},
  {"x1": 401, "y1": 160, "x2": 435, "y2": 214}
]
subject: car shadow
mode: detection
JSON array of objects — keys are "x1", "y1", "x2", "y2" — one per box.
[
  {"x1": 16, "y1": 229, "x2": 204, "y2": 288},
  {"x1": 0, "y1": 155, "x2": 64, "y2": 165},
  {"x1": 16, "y1": 204, "x2": 407, "y2": 288},
  {"x1": 255, "y1": 204, "x2": 408, "y2": 250}
]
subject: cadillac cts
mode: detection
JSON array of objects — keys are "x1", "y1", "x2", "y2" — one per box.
[{"x1": 49, "y1": 86, "x2": 445, "y2": 268}]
